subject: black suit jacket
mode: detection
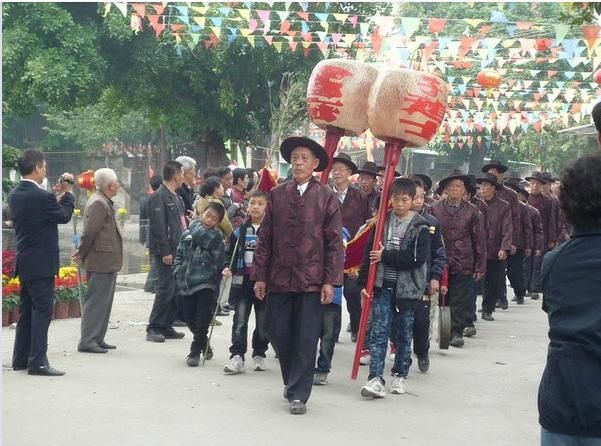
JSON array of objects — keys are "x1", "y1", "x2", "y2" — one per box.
[
  {"x1": 148, "y1": 185, "x2": 185, "y2": 257},
  {"x1": 8, "y1": 181, "x2": 74, "y2": 281}
]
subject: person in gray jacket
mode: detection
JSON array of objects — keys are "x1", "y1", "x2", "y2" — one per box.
[
  {"x1": 146, "y1": 160, "x2": 187, "y2": 343},
  {"x1": 358, "y1": 178, "x2": 431, "y2": 398},
  {"x1": 74, "y1": 168, "x2": 123, "y2": 353}
]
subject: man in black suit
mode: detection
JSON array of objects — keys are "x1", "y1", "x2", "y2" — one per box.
[{"x1": 8, "y1": 149, "x2": 75, "y2": 376}]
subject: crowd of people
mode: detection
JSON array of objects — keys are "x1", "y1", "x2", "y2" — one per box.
[{"x1": 7, "y1": 138, "x2": 601, "y2": 439}]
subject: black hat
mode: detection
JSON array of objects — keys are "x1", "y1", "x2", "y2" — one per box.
[
  {"x1": 505, "y1": 178, "x2": 529, "y2": 197},
  {"x1": 376, "y1": 164, "x2": 402, "y2": 177},
  {"x1": 332, "y1": 152, "x2": 358, "y2": 175},
  {"x1": 280, "y1": 136, "x2": 329, "y2": 172},
  {"x1": 525, "y1": 171, "x2": 548, "y2": 183},
  {"x1": 357, "y1": 161, "x2": 381, "y2": 177},
  {"x1": 438, "y1": 168, "x2": 471, "y2": 193},
  {"x1": 482, "y1": 159, "x2": 508, "y2": 174},
  {"x1": 541, "y1": 172, "x2": 558, "y2": 183},
  {"x1": 411, "y1": 174, "x2": 433, "y2": 192},
  {"x1": 477, "y1": 173, "x2": 502, "y2": 190}
]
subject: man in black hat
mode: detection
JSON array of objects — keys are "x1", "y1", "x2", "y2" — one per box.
[
  {"x1": 525, "y1": 172, "x2": 555, "y2": 299},
  {"x1": 357, "y1": 161, "x2": 381, "y2": 214},
  {"x1": 477, "y1": 173, "x2": 512, "y2": 320},
  {"x1": 252, "y1": 136, "x2": 344, "y2": 415},
  {"x1": 505, "y1": 178, "x2": 536, "y2": 304},
  {"x1": 542, "y1": 172, "x2": 562, "y2": 248},
  {"x1": 430, "y1": 169, "x2": 486, "y2": 347},
  {"x1": 331, "y1": 152, "x2": 370, "y2": 343},
  {"x1": 482, "y1": 160, "x2": 521, "y2": 308}
]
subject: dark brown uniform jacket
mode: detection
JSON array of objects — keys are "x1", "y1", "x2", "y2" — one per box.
[
  {"x1": 518, "y1": 200, "x2": 533, "y2": 251},
  {"x1": 526, "y1": 203, "x2": 544, "y2": 253},
  {"x1": 528, "y1": 193, "x2": 555, "y2": 249},
  {"x1": 497, "y1": 185, "x2": 521, "y2": 248},
  {"x1": 364, "y1": 188, "x2": 381, "y2": 216},
  {"x1": 430, "y1": 199, "x2": 486, "y2": 276},
  {"x1": 334, "y1": 185, "x2": 371, "y2": 238},
  {"x1": 252, "y1": 178, "x2": 344, "y2": 293},
  {"x1": 483, "y1": 195, "x2": 512, "y2": 259}
]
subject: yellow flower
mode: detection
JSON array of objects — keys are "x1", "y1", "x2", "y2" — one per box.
[
  {"x1": 8, "y1": 277, "x2": 20, "y2": 287},
  {"x1": 73, "y1": 209, "x2": 81, "y2": 217},
  {"x1": 2, "y1": 274, "x2": 9, "y2": 285},
  {"x1": 58, "y1": 266, "x2": 77, "y2": 279},
  {"x1": 117, "y1": 208, "x2": 128, "y2": 216}
]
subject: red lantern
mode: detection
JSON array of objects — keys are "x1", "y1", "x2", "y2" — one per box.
[
  {"x1": 77, "y1": 170, "x2": 95, "y2": 190},
  {"x1": 594, "y1": 69, "x2": 601, "y2": 84},
  {"x1": 477, "y1": 69, "x2": 502, "y2": 89},
  {"x1": 535, "y1": 38, "x2": 553, "y2": 52}
]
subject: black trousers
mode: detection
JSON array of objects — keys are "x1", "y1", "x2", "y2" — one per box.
[
  {"x1": 144, "y1": 254, "x2": 159, "y2": 292},
  {"x1": 13, "y1": 277, "x2": 55, "y2": 369},
  {"x1": 343, "y1": 275, "x2": 362, "y2": 335},
  {"x1": 522, "y1": 255, "x2": 533, "y2": 293},
  {"x1": 529, "y1": 254, "x2": 544, "y2": 293},
  {"x1": 183, "y1": 289, "x2": 216, "y2": 354},
  {"x1": 412, "y1": 297, "x2": 431, "y2": 357},
  {"x1": 316, "y1": 303, "x2": 341, "y2": 373},
  {"x1": 229, "y1": 277, "x2": 268, "y2": 360},
  {"x1": 465, "y1": 278, "x2": 480, "y2": 327},
  {"x1": 266, "y1": 292, "x2": 323, "y2": 404},
  {"x1": 447, "y1": 273, "x2": 473, "y2": 337},
  {"x1": 147, "y1": 255, "x2": 176, "y2": 333},
  {"x1": 483, "y1": 259, "x2": 507, "y2": 313},
  {"x1": 507, "y1": 249, "x2": 525, "y2": 299}
]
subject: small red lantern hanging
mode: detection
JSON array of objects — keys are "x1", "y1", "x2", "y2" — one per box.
[
  {"x1": 77, "y1": 170, "x2": 96, "y2": 190},
  {"x1": 594, "y1": 69, "x2": 601, "y2": 84},
  {"x1": 477, "y1": 69, "x2": 502, "y2": 89}
]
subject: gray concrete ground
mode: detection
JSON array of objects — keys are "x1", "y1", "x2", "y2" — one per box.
[{"x1": 2, "y1": 273, "x2": 548, "y2": 446}]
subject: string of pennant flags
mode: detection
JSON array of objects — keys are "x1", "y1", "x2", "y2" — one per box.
[{"x1": 105, "y1": 2, "x2": 601, "y2": 140}]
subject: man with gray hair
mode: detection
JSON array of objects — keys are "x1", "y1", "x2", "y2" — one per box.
[
  {"x1": 73, "y1": 168, "x2": 123, "y2": 353},
  {"x1": 175, "y1": 155, "x2": 197, "y2": 221}
]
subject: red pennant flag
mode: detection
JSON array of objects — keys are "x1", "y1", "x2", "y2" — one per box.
[
  {"x1": 148, "y1": 15, "x2": 165, "y2": 37},
  {"x1": 297, "y1": 11, "x2": 310, "y2": 21},
  {"x1": 371, "y1": 26, "x2": 382, "y2": 54},
  {"x1": 428, "y1": 18, "x2": 447, "y2": 34},
  {"x1": 151, "y1": 3, "x2": 165, "y2": 15},
  {"x1": 349, "y1": 15, "x2": 358, "y2": 27},
  {"x1": 303, "y1": 48, "x2": 311, "y2": 57},
  {"x1": 131, "y1": 3, "x2": 146, "y2": 17},
  {"x1": 289, "y1": 41, "x2": 298, "y2": 51},
  {"x1": 280, "y1": 19, "x2": 291, "y2": 34},
  {"x1": 257, "y1": 168, "x2": 277, "y2": 193}
]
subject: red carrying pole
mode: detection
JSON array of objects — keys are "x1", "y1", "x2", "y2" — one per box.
[
  {"x1": 320, "y1": 128, "x2": 344, "y2": 184},
  {"x1": 351, "y1": 140, "x2": 404, "y2": 380}
]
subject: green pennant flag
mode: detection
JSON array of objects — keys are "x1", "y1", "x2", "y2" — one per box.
[{"x1": 554, "y1": 24, "x2": 570, "y2": 45}]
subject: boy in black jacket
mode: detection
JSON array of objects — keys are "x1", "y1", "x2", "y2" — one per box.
[
  {"x1": 222, "y1": 190, "x2": 270, "y2": 374},
  {"x1": 358, "y1": 179, "x2": 431, "y2": 398}
]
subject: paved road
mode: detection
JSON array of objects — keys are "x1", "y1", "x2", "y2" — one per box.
[{"x1": 2, "y1": 274, "x2": 548, "y2": 446}]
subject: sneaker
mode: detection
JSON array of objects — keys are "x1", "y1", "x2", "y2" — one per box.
[
  {"x1": 361, "y1": 377, "x2": 386, "y2": 399},
  {"x1": 289, "y1": 400, "x2": 306, "y2": 415},
  {"x1": 222, "y1": 303, "x2": 234, "y2": 311},
  {"x1": 359, "y1": 350, "x2": 371, "y2": 366},
  {"x1": 482, "y1": 312, "x2": 495, "y2": 322},
  {"x1": 223, "y1": 355, "x2": 245, "y2": 374},
  {"x1": 186, "y1": 352, "x2": 201, "y2": 367},
  {"x1": 417, "y1": 354, "x2": 430, "y2": 372},
  {"x1": 252, "y1": 356, "x2": 266, "y2": 371},
  {"x1": 313, "y1": 372, "x2": 328, "y2": 386},
  {"x1": 351, "y1": 333, "x2": 358, "y2": 343},
  {"x1": 216, "y1": 308, "x2": 230, "y2": 317},
  {"x1": 390, "y1": 375, "x2": 406, "y2": 394},
  {"x1": 146, "y1": 330, "x2": 165, "y2": 343},
  {"x1": 463, "y1": 326, "x2": 477, "y2": 337},
  {"x1": 449, "y1": 335, "x2": 465, "y2": 348}
]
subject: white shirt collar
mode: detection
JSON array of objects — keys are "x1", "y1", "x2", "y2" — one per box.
[
  {"x1": 333, "y1": 185, "x2": 349, "y2": 203},
  {"x1": 21, "y1": 178, "x2": 45, "y2": 189},
  {"x1": 297, "y1": 181, "x2": 309, "y2": 196}
]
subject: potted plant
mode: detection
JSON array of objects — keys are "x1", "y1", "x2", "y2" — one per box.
[
  {"x1": 2, "y1": 274, "x2": 20, "y2": 326},
  {"x1": 53, "y1": 287, "x2": 71, "y2": 319},
  {"x1": 68, "y1": 284, "x2": 86, "y2": 318}
]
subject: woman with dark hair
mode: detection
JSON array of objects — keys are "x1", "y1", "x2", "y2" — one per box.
[
  {"x1": 538, "y1": 155, "x2": 601, "y2": 446},
  {"x1": 195, "y1": 176, "x2": 233, "y2": 237}
]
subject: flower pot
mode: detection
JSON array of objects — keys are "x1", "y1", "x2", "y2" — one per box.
[
  {"x1": 53, "y1": 301, "x2": 69, "y2": 320},
  {"x1": 9, "y1": 307, "x2": 20, "y2": 324},
  {"x1": 68, "y1": 300, "x2": 81, "y2": 318},
  {"x1": 2, "y1": 310, "x2": 9, "y2": 327}
]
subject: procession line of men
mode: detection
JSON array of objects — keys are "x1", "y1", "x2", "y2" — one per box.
[{"x1": 8, "y1": 143, "x2": 565, "y2": 416}]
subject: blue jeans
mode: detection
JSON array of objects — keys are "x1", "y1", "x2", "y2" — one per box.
[
  {"x1": 229, "y1": 277, "x2": 268, "y2": 360},
  {"x1": 368, "y1": 288, "x2": 416, "y2": 380},
  {"x1": 315, "y1": 303, "x2": 341, "y2": 373},
  {"x1": 541, "y1": 428, "x2": 601, "y2": 446}
]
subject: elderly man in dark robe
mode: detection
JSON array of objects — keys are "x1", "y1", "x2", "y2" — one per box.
[
  {"x1": 252, "y1": 136, "x2": 344, "y2": 415},
  {"x1": 430, "y1": 169, "x2": 486, "y2": 348},
  {"x1": 357, "y1": 161, "x2": 381, "y2": 215},
  {"x1": 331, "y1": 153, "x2": 370, "y2": 343},
  {"x1": 476, "y1": 173, "x2": 512, "y2": 320}
]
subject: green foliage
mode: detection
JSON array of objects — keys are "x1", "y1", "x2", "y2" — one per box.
[
  {"x1": 2, "y1": 144, "x2": 21, "y2": 169},
  {"x1": 54, "y1": 285, "x2": 85, "y2": 302},
  {"x1": 2, "y1": 294, "x2": 20, "y2": 311},
  {"x1": 559, "y1": 2, "x2": 601, "y2": 26}
]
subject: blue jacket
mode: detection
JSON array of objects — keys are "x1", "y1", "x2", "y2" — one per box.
[
  {"x1": 8, "y1": 181, "x2": 74, "y2": 281},
  {"x1": 538, "y1": 229, "x2": 601, "y2": 438}
]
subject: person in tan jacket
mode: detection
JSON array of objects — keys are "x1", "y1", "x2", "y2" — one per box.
[{"x1": 74, "y1": 168, "x2": 123, "y2": 353}]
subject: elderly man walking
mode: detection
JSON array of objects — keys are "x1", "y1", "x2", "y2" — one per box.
[
  {"x1": 74, "y1": 168, "x2": 123, "y2": 353},
  {"x1": 252, "y1": 136, "x2": 344, "y2": 415}
]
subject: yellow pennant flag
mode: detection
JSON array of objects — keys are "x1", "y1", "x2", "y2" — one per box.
[
  {"x1": 211, "y1": 26, "x2": 221, "y2": 37},
  {"x1": 191, "y1": 6, "x2": 208, "y2": 15},
  {"x1": 247, "y1": 35, "x2": 256, "y2": 47},
  {"x1": 238, "y1": 8, "x2": 251, "y2": 20},
  {"x1": 273, "y1": 41, "x2": 283, "y2": 53},
  {"x1": 239, "y1": 28, "x2": 253, "y2": 37},
  {"x1": 321, "y1": 21, "x2": 329, "y2": 33},
  {"x1": 193, "y1": 17, "x2": 206, "y2": 27}
]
